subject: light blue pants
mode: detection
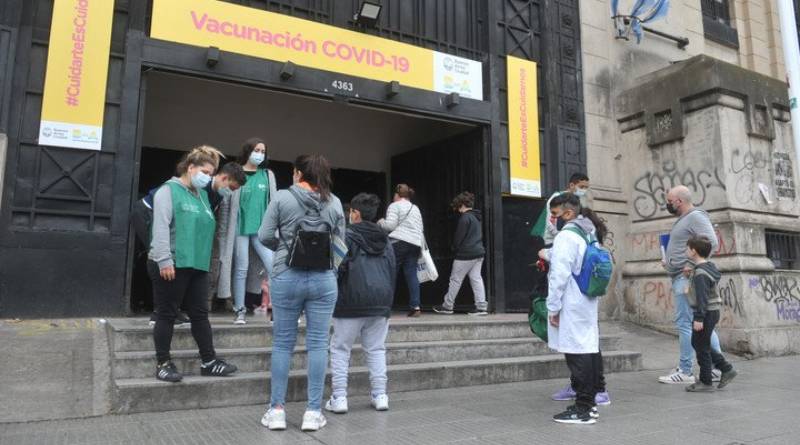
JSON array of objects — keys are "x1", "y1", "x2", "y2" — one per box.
[
  {"x1": 269, "y1": 269, "x2": 337, "y2": 411},
  {"x1": 672, "y1": 276, "x2": 721, "y2": 375},
  {"x1": 233, "y1": 234, "x2": 273, "y2": 311}
]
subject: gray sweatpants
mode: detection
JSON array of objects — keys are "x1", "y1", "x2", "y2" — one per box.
[
  {"x1": 330, "y1": 316, "x2": 389, "y2": 398},
  {"x1": 442, "y1": 258, "x2": 487, "y2": 311}
]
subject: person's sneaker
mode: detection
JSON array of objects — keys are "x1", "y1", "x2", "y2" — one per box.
[
  {"x1": 595, "y1": 391, "x2": 611, "y2": 406},
  {"x1": 200, "y1": 358, "x2": 238, "y2": 377},
  {"x1": 301, "y1": 410, "x2": 327, "y2": 431},
  {"x1": 717, "y1": 369, "x2": 738, "y2": 389},
  {"x1": 553, "y1": 407, "x2": 596, "y2": 425},
  {"x1": 658, "y1": 368, "x2": 695, "y2": 384},
  {"x1": 261, "y1": 407, "x2": 287, "y2": 430},
  {"x1": 468, "y1": 309, "x2": 489, "y2": 316},
  {"x1": 686, "y1": 382, "x2": 715, "y2": 392},
  {"x1": 432, "y1": 305, "x2": 454, "y2": 315},
  {"x1": 551, "y1": 384, "x2": 577, "y2": 401},
  {"x1": 590, "y1": 407, "x2": 599, "y2": 419},
  {"x1": 711, "y1": 369, "x2": 722, "y2": 382},
  {"x1": 371, "y1": 394, "x2": 389, "y2": 411},
  {"x1": 175, "y1": 312, "x2": 190, "y2": 326},
  {"x1": 324, "y1": 396, "x2": 348, "y2": 414},
  {"x1": 233, "y1": 308, "x2": 246, "y2": 325},
  {"x1": 155, "y1": 361, "x2": 182, "y2": 383},
  {"x1": 407, "y1": 309, "x2": 422, "y2": 317}
]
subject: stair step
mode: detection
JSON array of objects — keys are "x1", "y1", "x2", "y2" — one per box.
[
  {"x1": 112, "y1": 350, "x2": 642, "y2": 414},
  {"x1": 107, "y1": 318, "x2": 536, "y2": 352},
  {"x1": 112, "y1": 336, "x2": 623, "y2": 379}
]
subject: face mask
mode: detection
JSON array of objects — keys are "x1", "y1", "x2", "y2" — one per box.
[
  {"x1": 249, "y1": 152, "x2": 265, "y2": 166},
  {"x1": 666, "y1": 202, "x2": 678, "y2": 215},
  {"x1": 556, "y1": 217, "x2": 567, "y2": 231},
  {"x1": 191, "y1": 171, "x2": 212, "y2": 189},
  {"x1": 218, "y1": 187, "x2": 232, "y2": 198},
  {"x1": 574, "y1": 188, "x2": 588, "y2": 197}
]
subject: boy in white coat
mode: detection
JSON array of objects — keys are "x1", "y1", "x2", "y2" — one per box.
[{"x1": 543, "y1": 193, "x2": 602, "y2": 425}]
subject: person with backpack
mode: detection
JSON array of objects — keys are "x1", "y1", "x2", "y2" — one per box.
[
  {"x1": 540, "y1": 197, "x2": 612, "y2": 406},
  {"x1": 433, "y1": 191, "x2": 487, "y2": 316},
  {"x1": 216, "y1": 138, "x2": 278, "y2": 325},
  {"x1": 531, "y1": 172, "x2": 590, "y2": 243},
  {"x1": 257, "y1": 154, "x2": 346, "y2": 433},
  {"x1": 378, "y1": 184, "x2": 424, "y2": 317},
  {"x1": 542, "y1": 193, "x2": 611, "y2": 425},
  {"x1": 325, "y1": 193, "x2": 396, "y2": 414},
  {"x1": 148, "y1": 145, "x2": 239, "y2": 383}
]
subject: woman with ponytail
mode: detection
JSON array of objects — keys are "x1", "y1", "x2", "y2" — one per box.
[
  {"x1": 149, "y1": 145, "x2": 238, "y2": 383},
  {"x1": 217, "y1": 138, "x2": 278, "y2": 325}
]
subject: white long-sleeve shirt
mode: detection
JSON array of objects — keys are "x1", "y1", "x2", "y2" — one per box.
[{"x1": 378, "y1": 199, "x2": 423, "y2": 247}]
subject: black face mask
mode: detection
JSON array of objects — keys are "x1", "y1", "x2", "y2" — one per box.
[
  {"x1": 556, "y1": 217, "x2": 567, "y2": 231},
  {"x1": 666, "y1": 203, "x2": 678, "y2": 215}
]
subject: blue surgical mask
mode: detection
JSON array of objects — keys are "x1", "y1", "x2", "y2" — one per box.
[
  {"x1": 218, "y1": 187, "x2": 232, "y2": 198},
  {"x1": 249, "y1": 152, "x2": 265, "y2": 166},
  {"x1": 191, "y1": 171, "x2": 212, "y2": 189},
  {"x1": 574, "y1": 188, "x2": 588, "y2": 197}
]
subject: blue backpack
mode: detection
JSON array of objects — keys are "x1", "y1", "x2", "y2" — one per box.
[{"x1": 565, "y1": 226, "x2": 613, "y2": 297}]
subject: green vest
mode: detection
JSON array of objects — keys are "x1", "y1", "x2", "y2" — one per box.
[
  {"x1": 239, "y1": 169, "x2": 270, "y2": 236},
  {"x1": 167, "y1": 180, "x2": 216, "y2": 271}
]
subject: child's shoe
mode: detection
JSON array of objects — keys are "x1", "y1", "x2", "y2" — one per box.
[
  {"x1": 371, "y1": 394, "x2": 389, "y2": 411},
  {"x1": 717, "y1": 369, "x2": 737, "y2": 389},
  {"x1": 685, "y1": 382, "x2": 715, "y2": 392},
  {"x1": 324, "y1": 395, "x2": 348, "y2": 414}
]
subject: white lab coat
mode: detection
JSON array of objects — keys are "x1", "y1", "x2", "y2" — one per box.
[{"x1": 546, "y1": 218, "x2": 599, "y2": 354}]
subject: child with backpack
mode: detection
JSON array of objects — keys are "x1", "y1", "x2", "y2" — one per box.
[
  {"x1": 326, "y1": 193, "x2": 396, "y2": 414},
  {"x1": 542, "y1": 193, "x2": 612, "y2": 425},
  {"x1": 684, "y1": 236, "x2": 737, "y2": 392}
]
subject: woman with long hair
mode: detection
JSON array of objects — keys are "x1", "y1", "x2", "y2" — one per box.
[
  {"x1": 258, "y1": 154, "x2": 346, "y2": 432},
  {"x1": 378, "y1": 184, "x2": 424, "y2": 317},
  {"x1": 149, "y1": 145, "x2": 237, "y2": 382},
  {"x1": 217, "y1": 138, "x2": 278, "y2": 324}
]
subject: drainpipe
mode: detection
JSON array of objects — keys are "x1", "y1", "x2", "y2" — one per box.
[{"x1": 777, "y1": 0, "x2": 800, "y2": 190}]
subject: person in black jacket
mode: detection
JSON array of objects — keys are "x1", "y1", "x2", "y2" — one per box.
[
  {"x1": 433, "y1": 191, "x2": 488, "y2": 316},
  {"x1": 325, "y1": 193, "x2": 396, "y2": 414}
]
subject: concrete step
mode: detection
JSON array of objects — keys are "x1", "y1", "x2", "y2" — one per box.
[
  {"x1": 112, "y1": 336, "x2": 624, "y2": 379},
  {"x1": 107, "y1": 318, "x2": 536, "y2": 352},
  {"x1": 113, "y1": 350, "x2": 643, "y2": 414}
]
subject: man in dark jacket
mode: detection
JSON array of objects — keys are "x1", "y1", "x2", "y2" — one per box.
[
  {"x1": 433, "y1": 191, "x2": 488, "y2": 316},
  {"x1": 326, "y1": 193, "x2": 396, "y2": 415}
]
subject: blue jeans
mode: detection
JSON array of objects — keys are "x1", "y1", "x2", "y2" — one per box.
[
  {"x1": 672, "y1": 276, "x2": 721, "y2": 375},
  {"x1": 234, "y1": 234, "x2": 273, "y2": 311},
  {"x1": 269, "y1": 269, "x2": 337, "y2": 411},
  {"x1": 393, "y1": 240, "x2": 421, "y2": 310}
]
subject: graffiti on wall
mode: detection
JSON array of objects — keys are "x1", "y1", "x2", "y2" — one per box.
[
  {"x1": 629, "y1": 227, "x2": 736, "y2": 259},
  {"x1": 632, "y1": 161, "x2": 726, "y2": 219},
  {"x1": 750, "y1": 275, "x2": 800, "y2": 323}
]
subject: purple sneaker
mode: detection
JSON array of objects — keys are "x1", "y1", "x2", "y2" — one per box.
[
  {"x1": 595, "y1": 391, "x2": 611, "y2": 406},
  {"x1": 551, "y1": 384, "x2": 577, "y2": 401}
]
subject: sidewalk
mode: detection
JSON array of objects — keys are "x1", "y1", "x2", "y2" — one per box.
[{"x1": 2, "y1": 320, "x2": 798, "y2": 444}]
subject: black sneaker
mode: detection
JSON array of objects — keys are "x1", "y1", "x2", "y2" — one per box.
[
  {"x1": 200, "y1": 358, "x2": 238, "y2": 377},
  {"x1": 567, "y1": 404, "x2": 599, "y2": 419},
  {"x1": 553, "y1": 406, "x2": 596, "y2": 424},
  {"x1": 717, "y1": 369, "x2": 737, "y2": 389},
  {"x1": 432, "y1": 305, "x2": 454, "y2": 315},
  {"x1": 156, "y1": 361, "x2": 183, "y2": 383},
  {"x1": 686, "y1": 382, "x2": 715, "y2": 392},
  {"x1": 467, "y1": 309, "x2": 488, "y2": 316}
]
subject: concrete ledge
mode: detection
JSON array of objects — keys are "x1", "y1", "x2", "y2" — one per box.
[{"x1": 720, "y1": 326, "x2": 800, "y2": 358}]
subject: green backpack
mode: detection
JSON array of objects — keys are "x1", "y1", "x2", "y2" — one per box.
[{"x1": 528, "y1": 293, "x2": 548, "y2": 342}]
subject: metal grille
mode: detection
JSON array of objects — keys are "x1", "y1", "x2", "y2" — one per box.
[{"x1": 766, "y1": 230, "x2": 800, "y2": 270}]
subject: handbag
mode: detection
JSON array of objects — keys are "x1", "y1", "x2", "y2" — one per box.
[{"x1": 416, "y1": 236, "x2": 439, "y2": 283}]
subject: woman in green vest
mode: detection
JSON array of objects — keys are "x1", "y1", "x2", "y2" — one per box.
[
  {"x1": 217, "y1": 138, "x2": 278, "y2": 325},
  {"x1": 149, "y1": 145, "x2": 238, "y2": 383}
]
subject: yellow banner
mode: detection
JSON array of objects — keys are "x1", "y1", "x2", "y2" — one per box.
[
  {"x1": 39, "y1": 0, "x2": 114, "y2": 150},
  {"x1": 150, "y1": 0, "x2": 483, "y2": 100},
  {"x1": 507, "y1": 56, "x2": 541, "y2": 197}
]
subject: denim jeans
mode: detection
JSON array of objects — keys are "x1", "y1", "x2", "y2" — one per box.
[
  {"x1": 269, "y1": 268, "x2": 337, "y2": 411},
  {"x1": 393, "y1": 240, "x2": 421, "y2": 310},
  {"x1": 672, "y1": 275, "x2": 721, "y2": 375},
  {"x1": 234, "y1": 234, "x2": 273, "y2": 311}
]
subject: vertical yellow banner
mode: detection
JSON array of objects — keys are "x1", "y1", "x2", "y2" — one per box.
[
  {"x1": 39, "y1": 0, "x2": 114, "y2": 150},
  {"x1": 507, "y1": 56, "x2": 541, "y2": 197}
]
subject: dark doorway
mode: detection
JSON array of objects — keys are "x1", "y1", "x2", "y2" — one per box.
[
  {"x1": 502, "y1": 197, "x2": 547, "y2": 312},
  {"x1": 390, "y1": 128, "x2": 486, "y2": 311}
]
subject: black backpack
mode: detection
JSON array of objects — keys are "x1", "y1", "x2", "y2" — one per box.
[{"x1": 280, "y1": 188, "x2": 333, "y2": 270}]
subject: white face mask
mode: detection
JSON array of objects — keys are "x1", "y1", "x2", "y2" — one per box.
[
  {"x1": 249, "y1": 152, "x2": 265, "y2": 166},
  {"x1": 218, "y1": 187, "x2": 232, "y2": 198},
  {"x1": 191, "y1": 171, "x2": 212, "y2": 189},
  {"x1": 574, "y1": 188, "x2": 588, "y2": 197}
]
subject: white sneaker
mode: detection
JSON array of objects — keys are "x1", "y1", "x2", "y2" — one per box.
[
  {"x1": 324, "y1": 396, "x2": 348, "y2": 414},
  {"x1": 371, "y1": 394, "x2": 389, "y2": 411},
  {"x1": 711, "y1": 369, "x2": 722, "y2": 382},
  {"x1": 260, "y1": 407, "x2": 286, "y2": 430},
  {"x1": 301, "y1": 410, "x2": 327, "y2": 431},
  {"x1": 658, "y1": 368, "x2": 696, "y2": 384},
  {"x1": 233, "y1": 309, "x2": 246, "y2": 325}
]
